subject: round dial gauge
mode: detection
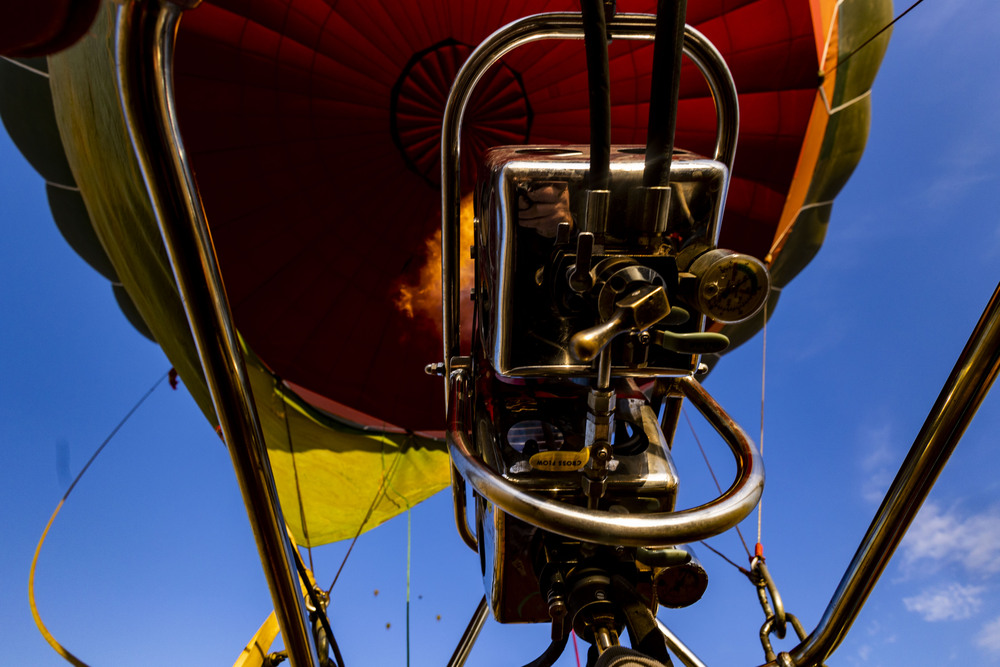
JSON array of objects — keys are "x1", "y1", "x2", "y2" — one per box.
[{"x1": 689, "y1": 249, "x2": 770, "y2": 324}]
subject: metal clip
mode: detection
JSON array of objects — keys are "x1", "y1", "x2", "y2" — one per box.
[
  {"x1": 752, "y1": 557, "x2": 786, "y2": 639},
  {"x1": 753, "y1": 558, "x2": 828, "y2": 666},
  {"x1": 760, "y1": 613, "x2": 825, "y2": 666}
]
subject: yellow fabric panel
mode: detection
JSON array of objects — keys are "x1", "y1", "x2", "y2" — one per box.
[
  {"x1": 232, "y1": 613, "x2": 280, "y2": 667},
  {"x1": 247, "y1": 352, "x2": 450, "y2": 547}
]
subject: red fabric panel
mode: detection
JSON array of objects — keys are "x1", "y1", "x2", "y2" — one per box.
[
  {"x1": 173, "y1": 0, "x2": 821, "y2": 431},
  {"x1": 0, "y1": 0, "x2": 99, "y2": 57}
]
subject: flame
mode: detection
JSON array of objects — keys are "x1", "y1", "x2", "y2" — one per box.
[{"x1": 395, "y1": 193, "x2": 475, "y2": 338}]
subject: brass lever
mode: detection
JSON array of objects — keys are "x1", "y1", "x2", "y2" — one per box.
[
  {"x1": 570, "y1": 283, "x2": 670, "y2": 362},
  {"x1": 653, "y1": 329, "x2": 730, "y2": 355}
]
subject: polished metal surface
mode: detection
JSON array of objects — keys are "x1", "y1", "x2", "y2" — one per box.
[
  {"x1": 655, "y1": 619, "x2": 709, "y2": 667},
  {"x1": 475, "y1": 386, "x2": 680, "y2": 622},
  {"x1": 772, "y1": 282, "x2": 1000, "y2": 667},
  {"x1": 686, "y1": 249, "x2": 770, "y2": 324},
  {"x1": 752, "y1": 558, "x2": 787, "y2": 640},
  {"x1": 476, "y1": 146, "x2": 728, "y2": 378},
  {"x1": 442, "y1": 13, "x2": 739, "y2": 386},
  {"x1": 451, "y1": 464, "x2": 479, "y2": 551},
  {"x1": 571, "y1": 284, "x2": 672, "y2": 362},
  {"x1": 761, "y1": 614, "x2": 809, "y2": 664},
  {"x1": 447, "y1": 369, "x2": 763, "y2": 546},
  {"x1": 112, "y1": 3, "x2": 320, "y2": 665},
  {"x1": 584, "y1": 188, "x2": 611, "y2": 235},
  {"x1": 594, "y1": 625, "x2": 619, "y2": 653},
  {"x1": 446, "y1": 596, "x2": 489, "y2": 667}
]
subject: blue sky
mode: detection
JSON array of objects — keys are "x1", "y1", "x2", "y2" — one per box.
[{"x1": 2, "y1": 1, "x2": 999, "y2": 665}]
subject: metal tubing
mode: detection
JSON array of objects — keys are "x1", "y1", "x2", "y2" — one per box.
[
  {"x1": 447, "y1": 596, "x2": 489, "y2": 667},
  {"x1": 441, "y1": 12, "x2": 738, "y2": 384},
  {"x1": 775, "y1": 282, "x2": 1000, "y2": 667},
  {"x1": 660, "y1": 391, "x2": 684, "y2": 449},
  {"x1": 113, "y1": 3, "x2": 320, "y2": 665},
  {"x1": 655, "y1": 619, "x2": 708, "y2": 667},
  {"x1": 451, "y1": 464, "x2": 478, "y2": 551},
  {"x1": 594, "y1": 626, "x2": 619, "y2": 654},
  {"x1": 447, "y1": 371, "x2": 763, "y2": 546}
]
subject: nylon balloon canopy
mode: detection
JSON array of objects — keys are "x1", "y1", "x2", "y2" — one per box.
[
  {"x1": 1, "y1": 0, "x2": 891, "y2": 544},
  {"x1": 168, "y1": 0, "x2": 888, "y2": 434}
]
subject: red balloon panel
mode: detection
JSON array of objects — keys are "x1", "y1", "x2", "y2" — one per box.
[{"x1": 173, "y1": 0, "x2": 820, "y2": 431}]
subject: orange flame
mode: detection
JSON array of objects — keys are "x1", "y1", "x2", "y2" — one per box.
[{"x1": 395, "y1": 194, "x2": 475, "y2": 339}]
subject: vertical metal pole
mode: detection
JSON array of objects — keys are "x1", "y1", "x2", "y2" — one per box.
[{"x1": 113, "y1": 2, "x2": 320, "y2": 665}]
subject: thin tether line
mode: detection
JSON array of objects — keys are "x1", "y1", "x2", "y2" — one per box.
[
  {"x1": 0, "y1": 54, "x2": 49, "y2": 77},
  {"x1": 29, "y1": 371, "x2": 169, "y2": 667},
  {"x1": 821, "y1": 0, "x2": 927, "y2": 76},
  {"x1": 325, "y1": 439, "x2": 404, "y2": 595},
  {"x1": 281, "y1": 383, "x2": 315, "y2": 573},
  {"x1": 683, "y1": 408, "x2": 752, "y2": 560},
  {"x1": 698, "y1": 539, "x2": 752, "y2": 579},
  {"x1": 757, "y1": 301, "x2": 767, "y2": 548},
  {"x1": 380, "y1": 436, "x2": 414, "y2": 667}
]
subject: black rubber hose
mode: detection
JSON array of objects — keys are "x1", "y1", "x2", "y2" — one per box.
[
  {"x1": 522, "y1": 634, "x2": 570, "y2": 667},
  {"x1": 643, "y1": 0, "x2": 688, "y2": 188},
  {"x1": 580, "y1": 0, "x2": 611, "y2": 191},
  {"x1": 287, "y1": 537, "x2": 346, "y2": 667}
]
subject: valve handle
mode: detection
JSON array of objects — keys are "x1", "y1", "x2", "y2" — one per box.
[
  {"x1": 570, "y1": 283, "x2": 670, "y2": 362},
  {"x1": 653, "y1": 329, "x2": 730, "y2": 355},
  {"x1": 568, "y1": 232, "x2": 596, "y2": 293}
]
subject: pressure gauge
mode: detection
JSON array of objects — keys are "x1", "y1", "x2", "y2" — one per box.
[{"x1": 687, "y1": 249, "x2": 770, "y2": 324}]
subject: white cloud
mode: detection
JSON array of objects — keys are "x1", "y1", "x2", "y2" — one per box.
[
  {"x1": 903, "y1": 583, "x2": 984, "y2": 621},
  {"x1": 900, "y1": 502, "x2": 1000, "y2": 576},
  {"x1": 858, "y1": 423, "x2": 896, "y2": 504},
  {"x1": 977, "y1": 616, "x2": 1000, "y2": 655}
]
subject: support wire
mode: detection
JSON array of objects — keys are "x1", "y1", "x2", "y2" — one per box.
[
  {"x1": 757, "y1": 301, "x2": 768, "y2": 549},
  {"x1": 683, "y1": 408, "x2": 752, "y2": 560},
  {"x1": 821, "y1": 0, "x2": 926, "y2": 76},
  {"x1": 29, "y1": 371, "x2": 169, "y2": 667}
]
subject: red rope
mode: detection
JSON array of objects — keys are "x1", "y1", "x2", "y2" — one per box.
[{"x1": 572, "y1": 630, "x2": 582, "y2": 667}]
